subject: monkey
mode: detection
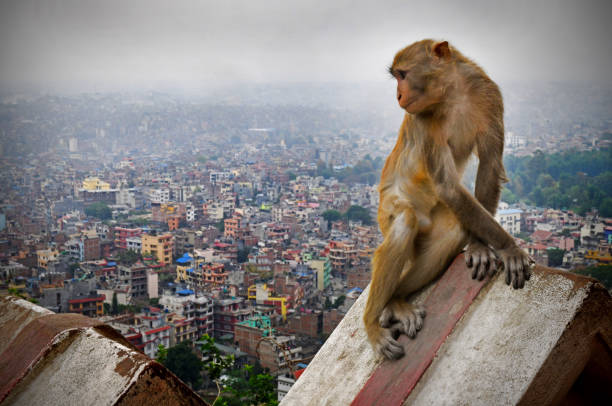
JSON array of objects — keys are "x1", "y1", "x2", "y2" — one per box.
[{"x1": 364, "y1": 39, "x2": 533, "y2": 360}]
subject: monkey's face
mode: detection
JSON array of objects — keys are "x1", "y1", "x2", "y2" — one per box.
[
  {"x1": 389, "y1": 41, "x2": 450, "y2": 114},
  {"x1": 390, "y1": 65, "x2": 443, "y2": 114}
]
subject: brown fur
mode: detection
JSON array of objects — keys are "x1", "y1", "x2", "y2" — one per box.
[{"x1": 365, "y1": 40, "x2": 533, "y2": 360}]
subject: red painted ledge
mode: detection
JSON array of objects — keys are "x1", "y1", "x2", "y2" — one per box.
[{"x1": 352, "y1": 254, "x2": 488, "y2": 406}]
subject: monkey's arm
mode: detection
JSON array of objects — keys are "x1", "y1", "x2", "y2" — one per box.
[
  {"x1": 429, "y1": 144, "x2": 531, "y2": 288},
  {"x1": 465, "y1": 130, "x2": 508, "y2": 279}
]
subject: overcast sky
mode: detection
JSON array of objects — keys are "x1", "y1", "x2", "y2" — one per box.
[{"x1": 0, "y1": 0, "x2": 610, "y2": 92}]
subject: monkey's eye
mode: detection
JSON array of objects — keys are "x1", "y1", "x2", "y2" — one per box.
[{"x1": 396, "y1": 70, "x2": 407, "y2": 80}]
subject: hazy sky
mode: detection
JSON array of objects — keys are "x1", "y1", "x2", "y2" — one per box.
[{"x1": 1, "y1": 0, "x2": 610, "y2": 92}]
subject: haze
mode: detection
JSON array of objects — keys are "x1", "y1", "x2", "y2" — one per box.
[{"x1": 1, "y1": 0, "x2": 611, "y2": 93}]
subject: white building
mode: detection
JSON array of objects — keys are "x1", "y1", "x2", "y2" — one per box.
[
  {"x1": 495, "y1": 208, "x2": 523, "y2": 235},
  {"x1": 126, "y1": 236, "x2": 142, "y2": 252},
  {"x1": 278, "y1": 374, "x2": 296, "y2": 402},
  {"x1": 151, "y1": 188, "x2": 170, "y2": 204},
  {"x1": 159, "y1": 291, "x2": 214, "y2": 338}
]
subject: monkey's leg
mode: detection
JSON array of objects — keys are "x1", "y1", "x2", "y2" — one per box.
[
  {"x1": 364, "y1": 209, "x2": 418, "y2": 359},
  {"x1": 387, "y1": 206, "x2": 467, "y2": 338}
]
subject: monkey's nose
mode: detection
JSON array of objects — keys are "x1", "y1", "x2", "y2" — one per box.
[{"x1": 397, "y1": 93, "x2": 402, "y2": 101}]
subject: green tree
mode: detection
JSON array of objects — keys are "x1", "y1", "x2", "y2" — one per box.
[
  {"x1": 237, "y1": 248, "x2": 250, "y2": 263},
  {"x1": 163, "y1": 342, "x2": 203, "y2": 389},
  {"x1": 573, "y1": 265, "x2": 612, "y2": 290},
  {"x1": 322, "y1": 209, "x2": 342, "y2": 223},
  {"x1": 111, "y1": 292, "x2": 119, "y2": 315},
  {"x1": 199, "y1": 334, "x2": 235, "y2": 382},
  {"x1": 85, "y1": 202, "x2": 112, "y2": 220},
  {"x1": 218, "y1": 364, "x2": 279, "y2": 406},
  {"x1": 344, "y1": 205, "x2": 373, "y2": 225},
  {"x1": 547, "y1": 248, "x2": 566, "y2": 268},
  {"x1": 333, "y1": 295, "x2": 346, "y2": 309},
  {"x1": 156, "y1": 344, "x2": 168, "y2": 365}
]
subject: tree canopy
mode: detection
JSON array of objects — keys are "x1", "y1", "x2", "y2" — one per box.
[
  {"x1": 85, "y1": 202, "x2": 112, "y2": 220},
  {"x1": 503, "y1": 148, "x2": 612, "y2": 215}
]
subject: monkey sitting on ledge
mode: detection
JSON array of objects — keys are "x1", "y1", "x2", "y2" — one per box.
[{"x1": 364, "y1": 39, "x2": 534, "y2": 360}]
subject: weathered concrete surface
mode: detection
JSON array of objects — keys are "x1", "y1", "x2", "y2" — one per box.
[
  {"x1": 0, "y1": 295, "x2": 206, "y2": 406},
  {"x1": 280, "y1": 276, "x2": 434, "y2": 406},
  {"x1": 281, "y1": 259, "x2": 612, "y2": 406},
  {"x1": 405, "y1": 269, "x2": 606, "y2": 406}
]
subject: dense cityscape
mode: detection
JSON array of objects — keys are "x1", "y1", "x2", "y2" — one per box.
[{"x1": 1, "y1": 83, "x2": 611, "y2": 403}]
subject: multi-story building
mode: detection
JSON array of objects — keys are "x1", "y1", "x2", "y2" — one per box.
[
  {"x1": 213, "y1": 297, "x2": 254, "y2": 339},
  {"x1": 126, "y1": 236, "x2": 142, "y2": 252},
  {"x1": 496, "y1": 209, "x2": 523, "y2": 235},
  {"x1": 327, "y1": 241, "x2": 357, "y2": 273},
  {"x1": 141, "y1": 232, "x2": 173, "y2": 265},
  {"x1": 37, "y1": 249, "x2": 59, "y2": 270},
  {"x1": 114, "y1": 227, "x2": 142, "y2": 250},
  {"x1": 235, "y1": 318, "x2": 302, "y2": 374},
  {"x1": 308, "y1": 257, "x2": 331, "y2": 291},
  {"x1": 151, "y1": 188, "x2": 170, "y2": 204},
  {"x1": 68, "y1": 294, "x2": 105, "y2": 317},
  {"x1": 118, "y1": 263, "x2": 148, "y2": 301},
  {"x1": 159, "y1": 290, "x2": 214, "y2": 339},
  {"x1": 82, "y1": 177, "x2": 110, "y2": 191}
]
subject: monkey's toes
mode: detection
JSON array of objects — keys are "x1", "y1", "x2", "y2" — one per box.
[
  {"x1": 397, "y1": 306, "x2": 425, "y2": 338},
  {"x1": 378, "y1": 328, "x2": 405, "y2": 360}
]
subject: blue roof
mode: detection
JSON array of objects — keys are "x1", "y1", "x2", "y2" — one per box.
[
  {"x1": 177, "y1": 289, "x2": 194, "y2": 296},
  {"x1": 176, "y1": 253, "x2": 193, "y2": 263},
  {"x1": 347, "y1": 287, "x2": 363, "y2": 294},
  {"x1": 106, "y1": 261, "x2": 117, "y2": 266}
]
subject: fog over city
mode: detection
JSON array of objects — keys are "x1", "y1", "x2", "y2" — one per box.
[{"x1": 1, "y1": 0, "x2": 611, "y2": 93}]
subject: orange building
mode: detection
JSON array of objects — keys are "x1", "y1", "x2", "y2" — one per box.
[{"x1": 141, "y1": 232, "x2": 174, "y2": 265}]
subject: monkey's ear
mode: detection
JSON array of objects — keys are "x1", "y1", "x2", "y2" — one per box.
[{"x1": 433, "y1": 41, "x2": 451, "y2": 60}]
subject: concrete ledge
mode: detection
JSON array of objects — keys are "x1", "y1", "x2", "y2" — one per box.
[
  {"x1": 280, "y1": 255, "x2": 612, "y2": 406},
  {"x1": 0, "y1": 295, "x2": 206, "y2": 406}
]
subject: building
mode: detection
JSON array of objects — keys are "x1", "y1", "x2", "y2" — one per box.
[
  {"x1": 213, "y1": 297, "x2": 254, "y2": 339},
  {"x1": 114, "y1": 227, "x2": 142, "y2": 250},
  {"x1": 308, "y1": 257, "x2": 331, "y2": 291},
  {"x1": 117, "y1": 262, "x2": 150, "y2": 301},
  {"x1": 68, "y1": 294, "x2": 105, "y2": 317},
  {"x1": 159, "y1": 289, "x2": 214, "y2": 339},
  {"x1": 495, "y1": 208, "x2": 523, "y2": 235},
  {"x1": 36, "y1": 249, "x2": 59, "y2": 270},
  {"x1": 235, "y1": 319, "x2": 302, "y2": 374},
  {"x1": 327, "y1": 241, "x2": 357, "y2": 273},
  {"x1": 82, "y1": 177, "x2": 110, "y2": 191},
  {"x1": 141, "y1": 232, "x2": 173, "y2": 265}
]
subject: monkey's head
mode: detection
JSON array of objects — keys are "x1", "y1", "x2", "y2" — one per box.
[{"x1": 389, "y1": 40, "x2": 453, "y2": 114}]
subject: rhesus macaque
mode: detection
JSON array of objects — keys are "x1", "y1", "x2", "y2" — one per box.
[{"x1": 364, "y1": 39, "x2": 533, "y2": 359}]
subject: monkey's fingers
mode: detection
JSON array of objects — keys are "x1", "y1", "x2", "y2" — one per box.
[
  {"x1": 379, "y1": 327, "x2": 405, "y2": 360},
  {"x1": 486, "y1": 252, "x2": 498, "y2": 277},
  {"x1": 504, "y1": 261, "x2": 512, "y2": 286},
  {"x1": 514, "y1": 258, "x2": 525, "y2": 289},
  {"x1": 524, "y1": 257, "x2": 535, "y2": 281},
  {"x1": 379, "y1": 307, "x2": 394, "y2": 328},
  {"x1": 470, "y1": 253, "x2": 482, "y2": 279}
]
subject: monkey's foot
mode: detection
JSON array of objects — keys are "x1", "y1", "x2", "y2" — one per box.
[
  {"x1": 369, "y1": 324, "x2": 405, "y2": 360},
  {"x1": 465, "y1": 240, "x2": 498, "y2": 281},
  {"x1": 379, "y1": 299, "x2": 426, "y2": 339}
]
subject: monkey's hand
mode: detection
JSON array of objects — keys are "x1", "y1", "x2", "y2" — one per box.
[
  {"x1": 465, "y1": 239, "x2": 498, "y2": 281},
  {"x1": 496, "y1": 245, "x2": 534, "y2": 289}
]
